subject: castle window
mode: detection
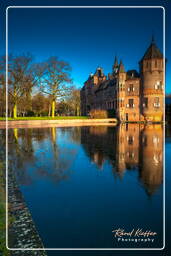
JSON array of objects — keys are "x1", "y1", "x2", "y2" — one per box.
[
  {"x1": 146, "y1": 62, "x2": 148, "y2": 68},
  {"x1": 119, "y1": 152, "x2": 125, "y2": 159},
  {"x1": 128, "y1": 99, "x2": 134, "y2": 108},
  {"x1": 127, "y1": 135, "x2": 134, "y2": 145},
  {"x1": 121, "y1": 98, "x2": 124, "y2": 107},
  {"x1": 127, "y1": 151, "x2": 135, "y2": 159},
  {"x1": 128, "y1": 84, "x2": 134, "y2": 92},
  {"x1": 153, "y1": 136, "x2": 159, "y2": 145},
  {"x1": 129, "y1": 84, "x2": 134, "y2": 92},
  {"x1": 143, "y1": 97, "x2": 148, "y2": 108},
  {"x1": 154, "y1": 97, "x2": 160, "y2": 108},
  {"x1": 142, "y1": 135, "x2": 147, "y2": 146},
  {"x1": 155, "y1": 60, "x2": 157, "y2": 68},
  {"x1": 120, "y1": 99, "x2": 122, "y2": 107},
  {"x1": 121, "y1": 84, "x2": 125, "y2": 91},
  {"x1": 155, "y1": 81, "x2": 161, "y2": 90}
]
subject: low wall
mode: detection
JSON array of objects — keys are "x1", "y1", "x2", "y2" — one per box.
[{"x1": 0, "y1": 118, "x2": 117, "y2": 129}]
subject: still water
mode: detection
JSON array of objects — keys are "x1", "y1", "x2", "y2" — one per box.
[{"x1": 4, "y1": 124, "x2": 164, "y2": 248}]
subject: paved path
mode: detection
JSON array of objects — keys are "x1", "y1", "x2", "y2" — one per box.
[{"x1": 0, "y1": 118, "x2": 117, "y2": 129}]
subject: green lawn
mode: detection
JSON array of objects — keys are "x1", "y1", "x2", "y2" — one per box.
[{"x1": 0, "y1": 116, "x2": 88, "y2": 121}]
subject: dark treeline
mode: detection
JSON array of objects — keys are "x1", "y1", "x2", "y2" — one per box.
[{"x1": 0, "y1": 54, "x2": 80, "y2": 118}]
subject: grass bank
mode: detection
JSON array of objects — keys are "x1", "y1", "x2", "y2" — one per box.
[{"x1": 0, "y1": 116, "x2": 88, "y2": 121}]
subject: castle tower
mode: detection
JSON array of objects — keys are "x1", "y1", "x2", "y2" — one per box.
[
  {"x1": 93, "y1": 67, "x2": 106, "y2": 86},
  {"x1": 112, "y1": 56, "x2": 119, "y2": 75},
  {"x1": 117, "y1": 60, "x2": 126, "y2": 121},
  {"x1": 139, "y1": 37, "x2": 164, "y2": 122}
]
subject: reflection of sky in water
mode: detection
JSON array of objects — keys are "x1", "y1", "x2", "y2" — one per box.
[{"x1": 5, "y1": 125, "x2": 164, "y2": 248}]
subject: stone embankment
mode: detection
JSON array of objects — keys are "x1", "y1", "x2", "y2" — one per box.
[
  {"x1": 0, "y1": 118, "x2": 117, "y2": 129},
  {"x1": 8, "y1": 171, "x2": 47, "y2": 256}
]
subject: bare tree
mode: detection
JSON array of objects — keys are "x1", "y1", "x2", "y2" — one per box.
[
  {"x1": 0, "y1": 77, "x2": 6, "y2": 117},
  {"x1": 0, "y1": 57, "x2": 6, "y2": 117},
  {"x1": 40, "y1": 57, "x2": 72, "y2": 118},
  {"x1": 0, "y1": 54, "x2": 46, "y2": 118},
  {"x1": 67, "y1": 87, "x2": 81, "y2": 116},
  {"x1": 32, "y1": 93, "x2": 50, "y2": 116}
]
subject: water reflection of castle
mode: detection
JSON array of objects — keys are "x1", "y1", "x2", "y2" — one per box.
[
  {"x1": 81, "y1": 124, "x2": 163, "y2": 196},
  {"x1": 5, "y1": 125, "x2": 163, "y2": 196}
]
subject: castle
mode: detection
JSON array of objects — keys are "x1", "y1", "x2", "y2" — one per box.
[{"x1": 80, "y1": 38, "x2": 164, "y2": 122}]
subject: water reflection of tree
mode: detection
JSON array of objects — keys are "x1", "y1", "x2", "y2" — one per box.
[
  {"x1": 8, "y1": 128, "x2": 44, "y2": 185},
  {"x1": 80, "y1": 124, "x2": 163, "y2": 196},
  {"x1": 41, "y1": 127, "x2": 77, "y2": 183},
  {"x1": 7, "y1": 127, "x2": 77, "y2": 186}
]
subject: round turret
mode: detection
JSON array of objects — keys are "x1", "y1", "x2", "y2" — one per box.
[{"x1": 139, "y1": 38, "x2": 164, "y2": 122}]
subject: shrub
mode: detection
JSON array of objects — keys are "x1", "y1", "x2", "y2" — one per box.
[
  {"x1": 107, "y1": 109, "x2": 116, "y2": 118},
  {"x1": 89, "y1": 109, "x2": 108, "y2": 119}
]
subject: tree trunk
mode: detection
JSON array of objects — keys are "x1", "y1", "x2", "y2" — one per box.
[
  {"x1": 13, "y1": 103, "x2": 17, "y2": 118},
  {"x1": 48, "y1": 105, "x2": 51, "y2": 117},
  {"x1": 76, "y1": 107, "x2": 79, "y2": 116},
  {"x1": 51, "y1": 100, "x2": 55, "y2": 118}
]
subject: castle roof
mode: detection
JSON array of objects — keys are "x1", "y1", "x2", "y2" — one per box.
[
  {"x1": 113, "y1": 56, "x2": 118, "y2": 68},
  {"x1": 112, "y1": 56, "x2": 119, "y2": 73},
  {"x1": 95, "y1": 78, "x2": 116, "y2": 93},
  {"x1": 119, "y1": 60, "x2": 125, "y2": 73},
  {"x1": 126, "y1": 70, "x2": 139, "y2": 79},
  {"x1": 141, "y1": 38, "x2": 163, "y2": 61},
  {"x1": 95, "y1": 67, "x2": 104, "y2": 77}
]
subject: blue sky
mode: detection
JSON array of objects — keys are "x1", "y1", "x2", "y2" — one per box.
[{"x1": 0, "y1": 0, "x2": 171, "y2": 93}]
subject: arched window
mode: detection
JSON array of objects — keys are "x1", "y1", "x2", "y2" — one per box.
[{"x1": 155, "y1": 60, "x2": 157, "y2": 68}]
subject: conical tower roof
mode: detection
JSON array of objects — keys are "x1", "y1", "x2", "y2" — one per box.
[
  {"x1": 112, "y1": 56, "x2": 119, "y2": 74},
  {"x1": 119, "y1": 60, "x2": 125, "y2": 73},
  {"x1": 141, "y1": 37, "x2": 163, "y2": 61},
  {"x1": 113, "y1": 56, "x2": 118, "y2": 67}
]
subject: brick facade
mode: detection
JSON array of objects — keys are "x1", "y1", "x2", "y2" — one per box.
[{"x1": 80, "y1": 39, "x2": 164, "y2": 122}]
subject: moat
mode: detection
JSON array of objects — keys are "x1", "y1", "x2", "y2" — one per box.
[{"x1": 1, "y1": 124, "x2": 165, "y2": 249}]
